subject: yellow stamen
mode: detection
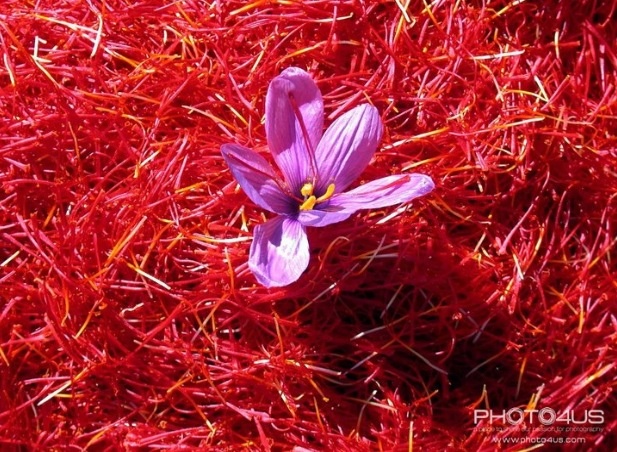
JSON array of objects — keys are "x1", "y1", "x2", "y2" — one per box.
[
  {"x1": 299, "y1": 195, "x2": 317, "y2": 211},
  {"x1": 298, "y1": 182, "x2": 336, "y2": 211},
  {"x1": 301, "y1": 183, "x2": 314, "y2": 197},
  {"x1": 316, "y1": 183, "x2": 336, "y2": 202}
]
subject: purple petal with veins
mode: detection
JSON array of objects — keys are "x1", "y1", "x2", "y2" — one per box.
[
  {"x1": 314, "y1": 104, "x2": 383, "y2": 193},
  {"x1": 221, "y1": 143, "x2": 294, "y2": 215},
  {"x1": 332, "y1": 174, "x2": 435, "y2": 212},
  {"x1": 265, "y1": 67, "x2": 323, "y2": 191},
  {"x1": 249, "y1": 216, "x2": 309, "y2": 288},
  {"x1": 297, "y1": 205, "x2": 353, "y2": 228}
]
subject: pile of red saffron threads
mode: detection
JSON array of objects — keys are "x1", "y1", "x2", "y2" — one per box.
[{"x1": 1, "y1": 0, "x2": 616, "y2": 449}]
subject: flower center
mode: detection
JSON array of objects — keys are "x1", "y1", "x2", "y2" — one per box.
[{"x1": 299, "y1": 183, "x2": 335, "y2": 211}]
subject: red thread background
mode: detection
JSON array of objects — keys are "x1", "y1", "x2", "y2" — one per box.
[{"x1": 0, "y1": 1, "x2": 615, "y2": 450}]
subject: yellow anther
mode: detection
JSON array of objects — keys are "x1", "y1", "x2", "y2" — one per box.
[
  {"x1": 299, "y1": 195, "x2": 317, "y2": 211},
  {"x1": 316, "y1": 183, "x2": 336, "y2": 202},
  {"x1": 298, "y1": 183, "x2": 335, "y2": 211},
  {"x1": 301, "y1": 183, "x2": 314, "y2": 197}
]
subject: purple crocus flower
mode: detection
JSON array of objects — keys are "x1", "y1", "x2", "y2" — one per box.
[{"x1": 221, "y1": 67, "x2": 434, "y2": 288}]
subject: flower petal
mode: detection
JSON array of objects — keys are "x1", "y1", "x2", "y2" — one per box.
[
  {"x1": 249, "y1": 216, "x2": 310, "y2": 288},
  {"x1": 332, "y1": 174, "x2": 434, "y2": 212},
  {"x1": 265, "y1": 67, "x2": 324, "y2": 191},
  {"x1": 297, "y1": 206, "x2": 353, "y2": 227},
  {"x1": 221, "y1": 144, "x2": 293, "y2": 214},
  {"x1": 314, "y1": 104, "x2": 383, "y2": 193}
]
